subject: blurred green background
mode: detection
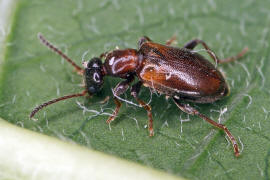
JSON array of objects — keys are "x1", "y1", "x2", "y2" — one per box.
[{"x1": 0, "y1": 0, "x2": 270, "y2": 179}]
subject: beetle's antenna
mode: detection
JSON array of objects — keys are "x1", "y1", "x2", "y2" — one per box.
[
  {"x1": 38, "y1": 33, "x2": 84, "y2": 75},
  {"x1": 30, "y1": 90, "x2": 87, "y2": 118}
]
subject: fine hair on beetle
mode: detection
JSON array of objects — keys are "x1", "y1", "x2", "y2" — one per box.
[{"x1": 30, "y1": 33, "x2": 248, "y2": 157}]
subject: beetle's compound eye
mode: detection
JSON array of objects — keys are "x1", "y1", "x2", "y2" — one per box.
[{"x1": 85, "y1": 57, "x2": 104, "y2": 94}]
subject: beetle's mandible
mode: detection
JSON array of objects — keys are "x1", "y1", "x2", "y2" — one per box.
[{"x1": 30, "y1": 34, "x2": 248, "y2": 157}]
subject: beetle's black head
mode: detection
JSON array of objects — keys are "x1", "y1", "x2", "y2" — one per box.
[{"x1": 84, "y1": 57, "x2": 104, "y2": 94}]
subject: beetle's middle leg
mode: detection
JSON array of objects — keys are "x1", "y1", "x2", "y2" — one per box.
[
  {"x1": 106, "y1": 76, "x2": 134, "y2": 124},
  {"x1": 131, "y1": 81, "x2": 154, "y2": 136},
  {"x1": 183, "y1": 39, "x2": 248, "y2": 64},
  {"x1": 173, "y1": 98, "x2": 240, "y2": 157}
]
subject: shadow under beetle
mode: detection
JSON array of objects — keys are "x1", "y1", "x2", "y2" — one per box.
[{"x1": 30, "y1": 33, "x2": 248, "y2": 157}]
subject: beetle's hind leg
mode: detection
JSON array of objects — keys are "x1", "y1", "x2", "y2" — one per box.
[
  {"x1": 38, "y1": 33, "x2": 84, "y2": 75},
  {"x1": 183, "y1": 39, "x2": 248, "y2": 64},
  {"x1": 131, "y1": 82, "x2": 154, "y2": 136},
  {"x1": 173, "y1": 98, "x2": 240, "y2": 157}
]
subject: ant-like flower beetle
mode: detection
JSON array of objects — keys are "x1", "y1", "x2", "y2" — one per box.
[{"x1": 30, "y1": 33, "x2": 248, "y2": 157}]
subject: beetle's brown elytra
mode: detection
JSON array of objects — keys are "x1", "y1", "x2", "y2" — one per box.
[{"x1": 30, "y1": 33, "x2": 248, "y2": 157}]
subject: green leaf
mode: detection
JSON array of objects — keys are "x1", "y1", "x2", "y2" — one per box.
[
  {"x1": 0, "y1": 0, "x2": 270, "y2": 179},
  {"x1": 0, "y1": 118, "x2": 181, "y2": 180}
]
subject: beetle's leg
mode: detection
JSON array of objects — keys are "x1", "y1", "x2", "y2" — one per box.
[
  {"x1": 99, "y1": 96, "x2": 110, "y2": 104},
  {"x1": 183, "y1": 39, "x2": 201, "y2": 50},
  {"x1": 183, "y1": 39, "x2": 248, "y2": 64},
  {"x1": 38, "y1": 33, "x2": 84, "y2": 75},
  {"x1": 131, "y1": 82, "x2": 154, "y2": 136},
  {"x1": 173, "y1": 98, "x2": 240, "y2": 157},
  {"x1": 106, "y1": 98, "x2": 122, "y2": 124},
  {"x1": 106, "y1": 76, "x2": 134, "y2": 124},
  {"x1": 138, "y1": 36, "x2": 152, "y2": 48},
  {"x1": 166, "y1": 35, "x2": 177, "y2": 45},
  {"x1": 217, "y1": 47, "x2": 249, "y2": 64}
]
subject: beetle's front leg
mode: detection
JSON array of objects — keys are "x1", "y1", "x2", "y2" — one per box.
[
  {"x1": 106, "y1": 76, "x2": 134, "y2": 124},
  {"x1": 131, "y1": 81, "x2": 154, "y2": 136},
  {"x1": 173, "y1": 98, "x2": 240, "y2": 157},
  {"x1": 183, "y1": 39, "x2": 248, "y2": 64}
]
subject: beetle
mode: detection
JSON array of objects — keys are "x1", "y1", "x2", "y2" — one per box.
[{"x1": 30, "y1": 33, "x2": 248, "y2": 157}]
